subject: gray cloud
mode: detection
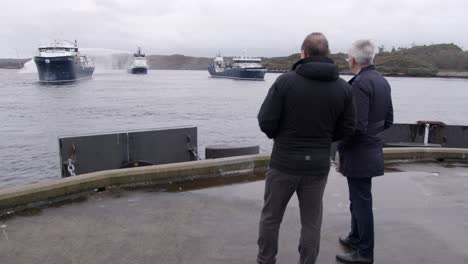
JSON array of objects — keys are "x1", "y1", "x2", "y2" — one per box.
[{"x1": 1, "y1": 0, "x2": 467, "y2": 58}]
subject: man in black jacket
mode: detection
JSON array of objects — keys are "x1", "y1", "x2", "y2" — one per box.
[
  {"x1": 336, "y1": 40, "x2": 393, "y2": 264},
  {"x1": 257, "y1": 32, "x2": 356, "y2": 264}
]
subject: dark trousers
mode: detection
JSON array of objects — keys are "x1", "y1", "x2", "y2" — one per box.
[
  {"x1": 347, "y1": 177, "x2": 374, "y2": 258},
  {"x1": 257, "y1": 168, "x2": 329, "y2": 264}
]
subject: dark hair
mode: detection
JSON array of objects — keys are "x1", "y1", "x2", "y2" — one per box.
[{"x1": 301, "y1": 32, "x2": 330, "y2": 57}]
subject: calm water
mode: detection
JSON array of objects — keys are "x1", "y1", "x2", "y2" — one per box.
[{"x1": 1, "y1": 69, "x2": 468, "y2": 189}]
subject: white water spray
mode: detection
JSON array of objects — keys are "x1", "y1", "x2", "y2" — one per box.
[
  {"x1": 81, "y1": 48, "x2": 134, "y2": 72},
  {"x1": 18, "y1": 59, "x2": 35, "y2": 73},
  {"x1": 18, "y1": 47, "x2": 135, "y2": 73}
]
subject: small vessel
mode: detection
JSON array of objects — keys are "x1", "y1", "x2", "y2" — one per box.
[
  {"x1": 34, "y1": 40, "x2": 94, "y2": 83},
  {"x1": 128, "y1": 47, "x2": 148, "y2": 74},
  {"x1": 208, "y1": 53, "x2": 267, "y2": 80}
]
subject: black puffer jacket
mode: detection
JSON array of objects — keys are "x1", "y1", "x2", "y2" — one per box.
[{"x1": 258, "y1": 56, "x2": 355, "y2": 176}]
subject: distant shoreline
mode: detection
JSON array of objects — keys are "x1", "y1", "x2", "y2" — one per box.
[
  {"x1": 0, "y1": 58, "x2": 31, "y2": 69},
  {"x1": 2, "y1": 56, "x2": 468, "y2": 79},
  {"x1": 382, "y1": 72, "x2": 468, "y2": 79},
  {"x1": 268, "y1": 70, "x2": 468, "y2": 79},
  {"x1": 4, "y1": 66, "x2": 467, "y2": 79}
]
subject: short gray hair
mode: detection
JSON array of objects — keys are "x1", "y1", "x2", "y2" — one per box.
[{"x1": 349, "y1": 39, "x2": 376, "y2": 65}]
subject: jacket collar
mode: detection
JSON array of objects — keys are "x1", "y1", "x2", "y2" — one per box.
[
  {"x1": 348, "y1": 65, "x2": 375, "y2": 84},
  {"x1": 292, "y1": 56, "x2": 335, "y2": 71},
  {"x1": 292, "y1": 56, "x2": 339, "y2": 81}
]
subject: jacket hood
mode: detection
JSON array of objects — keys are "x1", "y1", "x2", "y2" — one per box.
[{"x1": 292, "y1": 56, "x2": 339, "y2": 81}]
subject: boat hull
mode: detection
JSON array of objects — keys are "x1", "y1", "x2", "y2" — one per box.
[
  {"x1": 208, "y1": 66, "x2": 266, "y2": 80},
  {"x1": 128, "y1": 67, "x2": 148, "y2": 74},
  {"x1": 34, "y1": 56, "x2": 94, "y2": 83}
]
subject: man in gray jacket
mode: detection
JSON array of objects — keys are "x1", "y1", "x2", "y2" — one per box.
[{"x1": 257, "y1": 32, "x2": 356, "y2": 264}]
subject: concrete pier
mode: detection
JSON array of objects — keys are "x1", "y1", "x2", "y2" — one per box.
[
  {"x1": 0, "y1": 161, "x2": 467, "y2": 263},
  {"x1": 0, "y1": 148, "x2": 467, "y2": 263}
]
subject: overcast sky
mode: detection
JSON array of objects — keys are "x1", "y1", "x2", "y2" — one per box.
[{"x1": 2, "y1": 0, "x2": 468, "y2": 58}]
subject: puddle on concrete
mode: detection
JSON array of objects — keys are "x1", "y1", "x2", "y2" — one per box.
[
  {"x1": 0, "y1": 174, "x2": 265, "y2": 221},
  {"x1": 385, "y1": 167, "x2": 404, "y2": 173},
  {"x1": 122, "y1": 173, "x2": 265, "y2": 193},
  {"x1": 0, "y1": 207, "x2": 43, "y2": 221},
  {"x1": 49, "y1": 195, "x2": 88, "y2": 208},
  {"x1": 15, "y1": 208, "x2": 42, "y2": 217},
  {"x1": 0, "y1": 193, "x2": 89, "y2": 221},
  {"x1": 385, "y1": 160, "x2": 468, "y2": 174},
  {"x1": 441, "y1": 162, "x2": 468, "y2": 168},
  {"x1": 96, "y1": 187, "x2": 125, "y2": 198}
]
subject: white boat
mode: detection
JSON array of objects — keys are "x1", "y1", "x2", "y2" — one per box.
[{"x1": 128, "y1": 47, "x2": 148, "y2": 74}]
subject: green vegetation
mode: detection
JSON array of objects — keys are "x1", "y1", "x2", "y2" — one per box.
[
  {"x1": 262, "y1": 54, "x2": 300, "y2": 71},
  {"x1": 373, "y1": 43, "x2": 467, "y2": 77},
  {"x1": 263, "y1": 43, "x2": 468, "y2": 77}
]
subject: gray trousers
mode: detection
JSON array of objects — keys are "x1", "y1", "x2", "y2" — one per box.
[{"x1": 257, "y1": 167, "x2": 329, "y2": 264}]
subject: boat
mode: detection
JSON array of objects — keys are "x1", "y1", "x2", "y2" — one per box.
[
  {"x1": 208, "y1": 53, "x2": 267, "y2": 80},
  {"x1": 128, "y1": 47, "x2": 148, "y2": 74},
  {"x1": 33, "y1": 40, "x2": 94, "y2": 83}
]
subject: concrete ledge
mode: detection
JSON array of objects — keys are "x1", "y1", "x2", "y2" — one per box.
[
  {"x1": 0, "y1": 154, "x2": 270, "y2": 212},
  {"x1": 384, "y1": 147, "x2": 468, "y2": 162},
  {"x1": 1, "y1": 147, "x2": 468, "y2": 213}
]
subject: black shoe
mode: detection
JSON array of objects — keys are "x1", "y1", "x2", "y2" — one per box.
[
  {"x1": 339, "y1": 235, "x2": 358, "y2": 250},
  {"x1": 336, "y1": 251, "x2": 373, "y2": 264}
]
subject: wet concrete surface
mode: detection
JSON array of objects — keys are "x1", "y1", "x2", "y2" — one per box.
[{"x1": 0, "y1": 163, "x2": 467, "y2": 264}]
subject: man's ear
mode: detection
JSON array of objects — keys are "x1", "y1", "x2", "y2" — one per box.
[{"x1": 301, "y1": 50, "x2": 307, "y2": 59}]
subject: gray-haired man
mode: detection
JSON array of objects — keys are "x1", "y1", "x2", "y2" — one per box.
[{"x1": 336, "y1": 40, "x2": 393, "y2": 264}]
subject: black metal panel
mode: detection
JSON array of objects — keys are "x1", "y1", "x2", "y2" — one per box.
[
  {"x1": 437, "y1": 125, "x2": 468, "y2": 148},
  {"x1": 128, "y1": 128, "x2": 197, "y2": 165},
  {"x1": 382, "y1": 123, "x2": 426, "y2": 144},
  {"x1": 383, "y1": 123, "x2": 468, "y2": 148},
  {"x1": 59, "y1": 127, "x2": 197, "y2": 177},
  {"x1": 205, "y1": 145, "x2": 260, "y2": 159},
  {"x1": 331, "y1": 123, "x2": 468, "y2": 159}
]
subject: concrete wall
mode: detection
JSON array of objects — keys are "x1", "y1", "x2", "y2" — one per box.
[
  {"x1": 384, "y1": 147, "x2": 468, "y2": 162},
  {"x1": 1, "y1": 148, "x2": 468, "y2": 213},
  {"x1": 0, "y1": 154, "x2": 270, "y2": 213}
]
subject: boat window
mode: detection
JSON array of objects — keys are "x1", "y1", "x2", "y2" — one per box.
[{"x1": 39, "y1": 46, "x2": 76, "y2": 52}]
